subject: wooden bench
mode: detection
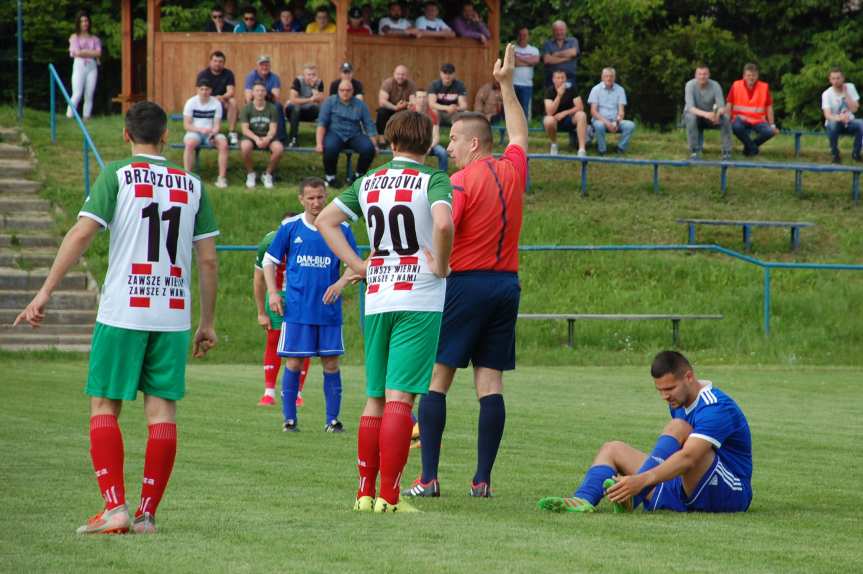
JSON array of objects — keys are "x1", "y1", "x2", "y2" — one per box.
[
  {"x1": 678, "y1": 218, "x2": 815, "y2": 251},
  {"x1": 518, "y1": 313, "x2": 724, "y2": 348}
]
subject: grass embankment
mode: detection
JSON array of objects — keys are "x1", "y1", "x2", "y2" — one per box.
[{"x1": 2, "y1": 107, "x2": 861, "y2": 365}]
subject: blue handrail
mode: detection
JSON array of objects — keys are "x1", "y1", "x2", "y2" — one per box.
[{"x1": 48, "y1": 63, "x2": 105, "y2": 198}]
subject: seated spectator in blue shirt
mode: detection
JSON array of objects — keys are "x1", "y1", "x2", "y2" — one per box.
[
  {"x1": 316, "y1": 80, "x2": 378, "y2": 187},
  {"x1": 452, "y1": 2, "x2": 490, "y2": 44},
  {"x1": 587, "y1": 67, "x2": 636, "y2": 154},
  {"x1": 409, "y1": 1, "x2": 455, "y2": 38},
  {"x1": 204, "y1": 5, "x2": 235, "y2": 32},
  {"x1": 542, "y1": 20, "x2": 578, "y2": 88},
  {"x1": 272, "y1": 7, "x2": 302, "y2": 32},
  {"x1": 244, "y1": 56, "x2": 286, "y2": 140},
  {"x1": 234, "y1": 5, "x2": 267, "y2": 33}
]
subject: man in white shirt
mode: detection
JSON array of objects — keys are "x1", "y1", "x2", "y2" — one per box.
[
  {"x1": 183, "y1": 78, "x2": 229, "y2": 188},
  {"x1": 410, "y1": 1, "x2": 454, "y2": 38},
  {"x1": 379, "y1": 2, "x2": 412, "y2": 36},
  {"x1": 513, "y1": 26, "x2": 540, "y2": 119},
  {"x1": 822, "y1": 67, "x2": 862, "y2": 164}
]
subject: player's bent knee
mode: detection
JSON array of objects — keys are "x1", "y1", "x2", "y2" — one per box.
[{"x1": 662, "y1": 418, "x2": 693, "y2": 442}]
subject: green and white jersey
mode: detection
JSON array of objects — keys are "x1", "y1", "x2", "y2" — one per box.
[
  {"x1": 255, "y1": 229, "x2": 286, "y2": 330},
  {"x1": 334, "y1": 157, "x2": 452, "y2": 315},
  {"x1": 79, "y1": 154, "x2": 219, "y2": 331}
]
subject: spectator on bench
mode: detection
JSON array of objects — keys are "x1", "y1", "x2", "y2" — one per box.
[
  {"x1": 287, "y1": 64, "x2": 326, "y2": 148},
  {"x1": 542, "y1": 20, "x2": 579, "y2": 89},
  {"x1": 205, "y1": 5, "x2": 235, "y2": 32},
  {"x1": 513, "y1": 26, "x2": 541, "y2": 120},
  {"x1": 234, "y1": 5, "x2": 267, "y2": 33},
  {"x1": 822, "y1": 67, "x2": 862, "y2": 164},
  {"x1": 197, "y1": 50, "x2": 239, "y2": 146},
  {"x1": 360, "y1": 3, "x2": 378, "y2": 33},
  {"x1": 474, "y1": 80, "x2": 504, "y2": 125},
  {"x1": 347, "y1": 6, "x2": 373, "y2": 35},
  {"x1": 428, "y1": 63, "x2": 468, "y2": 126},
  {"x1": 727, "y1": 63, "x2": 778, "y2": 157},
  {"x1": 379, "y1": 2, "x2": 412, "y2": 36},
  {"x1": 544, "y1": 69, "x2": 587, "y2": 156},
  {"x1": 272, "y1": 6, "x2": 302, "y2": 32},
  {"x1": 410, "y1": 90, "x2": 449, "y2": 171},
  {"x1": 684, "y1": 65, "x2": 732, "y2": 160},
  {"x1": 244, "y1": 55, "x2": 286, "y2": 142},
  {"x1": 453, "y1": 2, "x2": 491, "y2": 44},
  {"x1": 317, "y1": 80, "x2": 377, "y2": 188},
  {"x1": 587, "y1": 67, "x2": 636, "y2": 155},
  {"x1": 183, "y1": 78, "x2": 229, "y2": 188},
  {"x1": 240, "y1": 81, "x2": 284, "y2": 189},
  {"x1": 410, "y1": 1, "x2": 455, "y2": 38},
  {"x1": 306, "y1": 6, "x2": 336, "y2": 33},
  {"x1": 377, "y1": 65, "x2": 416, "y2": 144},
  {"x1": 329, "y1": 62, "x2": 364, "y2": 101}
]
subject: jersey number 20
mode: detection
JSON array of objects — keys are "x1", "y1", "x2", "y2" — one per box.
[{"x1": 368, "y1": 205, "x2": 419, "y2": 256}]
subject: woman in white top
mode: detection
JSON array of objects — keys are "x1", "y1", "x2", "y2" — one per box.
[{"x1": 67, "y1": 11, "x2": 102, "y2": 120}]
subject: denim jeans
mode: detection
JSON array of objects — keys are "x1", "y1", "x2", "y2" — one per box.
[
  {"x1": 323, "y1": 131, "x2": 375, "y2": 178},
  {"x1": 826, "y1": 119, "x2": 863, "y2": 157},
  {"x1": 591, "y1": 119, "x2": 635, "y2": 152},
  {"x1": 514, "y1": 85, "x2": 533, "y2": 120},
  {"x1": 685, "y1": 113, "x2": 732, "y2": 154},
  {"x1": 731, "y1": 118, "x2": 775, "y2": 156},
  {"x1": 285, "y1": 103, "x2": 319, "y2": 141},
  {"x1": 428, "y1": 144, "x2": 448, "y2": 171}
]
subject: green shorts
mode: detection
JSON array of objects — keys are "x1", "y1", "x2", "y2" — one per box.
[
  {"x1": 364, "y1": 311, "x2": 442, "y2": 398},
  {"x1": 86, "y1": 322, "x2": 191, "y2": 401}
]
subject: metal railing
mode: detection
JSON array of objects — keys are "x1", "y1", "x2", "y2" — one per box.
[
  {"x1": 48, "y1": 63, "x2": 105, "y2": 198},
  {"x1": 213, "y1": 242, "x2": 863, "y2": 337}
]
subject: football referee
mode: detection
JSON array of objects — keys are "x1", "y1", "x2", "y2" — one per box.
[{"x1": 404, "y1": 44, "x2": 528, "y2": 499}]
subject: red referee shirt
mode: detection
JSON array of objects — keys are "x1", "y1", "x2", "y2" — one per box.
[{"x1": 450, "y1": 144, "x2": 527, "y2": 272}]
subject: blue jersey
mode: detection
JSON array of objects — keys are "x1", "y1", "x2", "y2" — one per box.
[
  {"x1": 265, "y1": 213, "x2": 357, "y2": 326},
  {"x1": 670, "y1": 382, "x2": 753, "y2": 483}
]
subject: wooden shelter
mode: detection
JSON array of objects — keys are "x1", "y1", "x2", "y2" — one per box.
[{"x1": 117, "y1": 0, "x2": 501, "y2": 114}]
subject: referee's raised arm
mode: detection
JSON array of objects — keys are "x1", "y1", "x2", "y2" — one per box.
[{"x1": 495, "y1": 43, "x2": 529, "y2": 152}]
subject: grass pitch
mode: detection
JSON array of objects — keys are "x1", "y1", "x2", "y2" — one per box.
[{"x1": 2, "y1": 361, "x2": 860, "y2": 573}]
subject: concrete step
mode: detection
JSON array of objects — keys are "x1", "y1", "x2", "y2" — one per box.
[
  {"x1": 1, "y1": 214, "x2": 56, "y2": 231},
  {"x1": 0, "y1": 234, "x2": 57, "y2": 248},
  {"x1": 0, "y1": 268, "x2": 87, "y2": 290},
  {"x1": 0, "y1": 250, "x2": 65, "y2": 269},
  {"x1": 0, "y1": 143, "x2": 30, "y2": 160},
  {"x1": 0, "y1": 197, "x2": 50, "y2": 213},
  {"x1": 0, "y1": 342, "x2": 91, "y2": 353},
  {"x1": 0, "y1": 332, "x2": 92, "y2": 346},
  {"x1": 0, "y1": 179, "x2": 40, "y2": 194},
  {"x1": 0, "y1": 290, "x2": 97, "y2": 310},
  {"x1": 0, "y1": 159, "x2": 33, "y2": 178},
  {"x1": 0, "y1": 128, "x2": 20, "y2": 143},
  {"x1": 0, "y1": 308, "x2": 96, "y2": 324},
  {"x1": 1, "y1": 323, "x2": 93, "y2": 336}
]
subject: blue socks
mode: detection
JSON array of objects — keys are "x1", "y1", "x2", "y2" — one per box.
[
  {"x1": 574, "y1": 464, "x2": 616, "y2": 506},
  {"x1": 418, "y1": 391, "x2": 447, "y2": 482},
  {"x1": 323, "y1": 370, "x2": 342, "y2": 423},
  {"x1": 633, "y1": 434, "x2": 682, "y2": 507},
  {"x1": 280, "y1": 368, "x2": 300, "y2": 423},
  {"x1": 473, "y1": 394, "x2": 505, "y2": 485}
]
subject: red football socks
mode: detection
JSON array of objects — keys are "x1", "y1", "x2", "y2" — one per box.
[
  {"x1": 263, "y1": 329, "x2": 281, "y2": 389},
  {"x1": 136, "y1": 422, "x2": 177, "y2": 518},
  {"x1": 357, "y1": 415, "x2": 382, "y2": 498},
  {"x1": 299, "y1": 356, "x2": 311, "y2": 390},
  {"x1": 378, "y1": 401, "x2": 414, "y2": 505},
  {"x1": 89, "y1": 414, "x2": 126, "y2": 510}
]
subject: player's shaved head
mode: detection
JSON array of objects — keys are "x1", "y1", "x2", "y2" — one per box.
[
  {"x1": 385, "y1": 110, "x2": 433, "y2": 155},
  {"x1": 452, "y1": 112, "x2": 493, "y2": 152},
  {"x1": 125, "y1": 101, "x2": 167, "y2": 145},
  {"x1": 650, "y1": 350, "x2": 693, "y2": 379}
]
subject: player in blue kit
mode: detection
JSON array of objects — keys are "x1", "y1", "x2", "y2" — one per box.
[
  {"x1": 263, "y1": 177, "x2": 358, "y2": 433},
  {"x1": 538, "y1": 350, "x2": 752, "y2": 514}
]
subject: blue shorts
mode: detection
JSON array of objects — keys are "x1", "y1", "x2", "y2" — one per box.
[
  {"x1": 645, "y1": 454, "x2": 752, "y2": 513},
  {"x1": 278, "y1": 322, "x2": 344, "y2": 357},
  {"x1": 436, "y1": 271, "x2": 521, "y2": 371}
]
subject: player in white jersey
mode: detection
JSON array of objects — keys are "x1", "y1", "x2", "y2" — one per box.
[
  {"x1": 14, "y1": 101, "x2": 219, "y2": 534},
  {"x1": 317, "y1": 109, "x2": 454, "y2": 512}
]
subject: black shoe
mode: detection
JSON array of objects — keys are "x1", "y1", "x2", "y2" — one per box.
[
  {"x1": 832, "y1": 153, "x2": 842, "y2": 165},
  {"x1": 283, "y1": 420, "x2": 299, "y2": 432},
  {"x1": 287, "y1": 137, "x2": 297, "y2": 148},
  {"x1": 852, "y1": 152, "x2": 861, "y2": 162},
  {"x1": 615, "y1": 146, "x2": 626, "y2": 154},
  {"x1": 324, "y1": 175, "x2": 342, "y2": 188},
  {"x1": 324, "y1": 419, "x2": 344, "y2": 433}
]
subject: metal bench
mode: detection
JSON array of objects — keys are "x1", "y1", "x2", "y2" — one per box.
[
  {"x1": 518, "y1": 313, "x2": 724, "y2": 348},
  {"x1": 679, "y1": 218, "x2": 815, "y2": 251}
]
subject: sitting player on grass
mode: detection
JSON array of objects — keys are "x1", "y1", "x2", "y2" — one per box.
[
  {"x1": 317, "y1": 109, "x2": 454, "y2": 513},
  {"x1": 538, "y1": 350, "x2": 752, "y2": 514},
  {"x1": 253, "y1": 212, "x2": 310, "y2": 407},
  {"x1": 263, "y1": 177, "x2": 359, "y2": 433}
]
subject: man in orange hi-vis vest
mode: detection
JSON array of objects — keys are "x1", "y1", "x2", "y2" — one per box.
[{"x1": 727, "y1": 62, "x2": 779, "y2": 157}]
